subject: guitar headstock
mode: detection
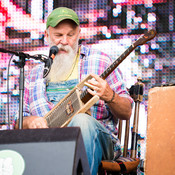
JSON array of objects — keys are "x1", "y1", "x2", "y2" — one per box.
[{"x1": 134, "y1": 29, "x2": 157, "y2": 47}]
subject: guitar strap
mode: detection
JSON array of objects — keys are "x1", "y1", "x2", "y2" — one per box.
[{"x1": 67, "y1": 47, "x2": 80, "y2": 80}]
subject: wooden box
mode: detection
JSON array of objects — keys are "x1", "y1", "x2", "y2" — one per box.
[{"x1": 145, "y1": 86, "x2": 175, "y2": 175}]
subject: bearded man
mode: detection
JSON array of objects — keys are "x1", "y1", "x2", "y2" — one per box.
[{"x1": 15, "y1": 7, "x2": 133, "y2": 175}]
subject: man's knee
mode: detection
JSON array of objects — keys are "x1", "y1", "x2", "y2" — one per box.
[{"x1": 69, "y1": 113, "x2": 92, "y2": 127}]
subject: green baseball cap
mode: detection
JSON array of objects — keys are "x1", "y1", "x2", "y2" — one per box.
[{"x1": 46, "y1": 7, "x2": 79, "y2": 28}]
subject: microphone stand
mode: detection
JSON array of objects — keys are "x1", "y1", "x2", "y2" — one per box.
[
  {"x1": 0, "y1": 48, "x2": 45, "y2": 129},
  {"x1": 14, "y1": 53, "x2": 26, "y2": 130}
]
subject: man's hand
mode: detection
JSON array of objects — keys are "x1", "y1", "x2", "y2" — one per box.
[
  {"x1": 15, "y1": 116, "x2": 49, "y2": 129},
  {"x1": 85, "y1": 73, "x2": 132, "y2": 121},
  {"x1": 86, "y1": 73, "x2": 114, "y2": 102}
]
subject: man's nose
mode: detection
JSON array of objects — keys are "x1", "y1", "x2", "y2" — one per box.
[{"x1": 60, "y1": 36, "x2": 68, "y2": 45}]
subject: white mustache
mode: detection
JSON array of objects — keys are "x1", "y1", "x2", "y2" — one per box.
[{"x1": 57, "y1": 44, "x2": 71, "y2": 53}]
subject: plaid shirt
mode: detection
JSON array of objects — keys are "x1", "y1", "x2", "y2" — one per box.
[{"x1": 21, "y1": 45, "x2": 133, "y2": 136}]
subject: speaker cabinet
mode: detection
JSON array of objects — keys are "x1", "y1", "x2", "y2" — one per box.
[
  {"x1": 145, "y1": 86, "x2": 175, "y2": 175},
  {"x1": 0, "y1": 127, "x2": 90, "y2": 175}
]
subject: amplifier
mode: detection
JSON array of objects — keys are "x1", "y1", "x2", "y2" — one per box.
[{"x1": 0, "y1": 127, "x2": 90, "y2": 175}]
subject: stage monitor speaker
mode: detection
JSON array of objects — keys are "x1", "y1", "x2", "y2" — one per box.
[
  {"x1": 0, "y1": 127, "x2": 90, "y2": 175},
  {"x1": 145, "y1": 86, "x2": 175, "y2": 175}
]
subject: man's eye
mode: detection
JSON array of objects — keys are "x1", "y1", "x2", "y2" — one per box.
[{"x1": 68, "y1": 33, "x2": 74, "y2": 36}]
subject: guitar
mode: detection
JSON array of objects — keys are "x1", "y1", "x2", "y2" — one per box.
[{"x1": 44, "y1": 29, "x2": 156, "y2": 128}]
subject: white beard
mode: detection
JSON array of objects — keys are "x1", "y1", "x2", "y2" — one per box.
[{"x1": 46, "y1": 41, "x2": 79, "y2": 82}]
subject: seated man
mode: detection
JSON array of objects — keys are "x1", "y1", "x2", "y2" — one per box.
[{"x1": 15, "y1": 7, "x2": 133, "y2": 175}]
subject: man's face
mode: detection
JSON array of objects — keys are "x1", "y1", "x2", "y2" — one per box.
[
  {"x1": 44, "y1": 20, "x2": 81, "y2": 82},
  {"x1": 45, "y1": 19, "x2": 80, "y2": 55}
]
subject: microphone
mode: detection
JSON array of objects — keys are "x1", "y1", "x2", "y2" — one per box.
[{"x1": 43, "y1": 46, "x2": 59, "y2": 78}]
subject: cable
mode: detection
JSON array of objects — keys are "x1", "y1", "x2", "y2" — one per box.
[{"x1": 7, "y1": 54, "x2": 15, "y2": 129}]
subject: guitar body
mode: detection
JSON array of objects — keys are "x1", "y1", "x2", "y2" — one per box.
[{"x1": 44, "y1": 75, "x2": 100, "y2": 128}]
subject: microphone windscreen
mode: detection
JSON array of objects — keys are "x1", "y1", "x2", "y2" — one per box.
[{"x1": 49, "y1": 46, "x2": 59, "y2": 59}]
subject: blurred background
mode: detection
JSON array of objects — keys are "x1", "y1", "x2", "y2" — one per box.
[{"x1": 0, "y1": 0, "x2": 174, "y2": 170}]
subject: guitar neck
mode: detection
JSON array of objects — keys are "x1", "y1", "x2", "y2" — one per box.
[{"x1": 100, "y1": 44, "x2": 135, "y2": 79}]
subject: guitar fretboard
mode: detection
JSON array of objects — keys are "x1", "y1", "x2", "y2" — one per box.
[{"x1": 100, "y1": 44, "x2": 135, "y2": 79}]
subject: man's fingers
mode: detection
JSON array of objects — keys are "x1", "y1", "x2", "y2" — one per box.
[{"x1": 29, "y1": 118, "x2": 48, "y2": 129}]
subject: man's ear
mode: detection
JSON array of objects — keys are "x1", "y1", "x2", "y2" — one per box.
[
  {"x1": 44, "y1": 29, "x2": 49, "y2": 43},
  {"x1": 78, "y1": 28, "x2": 81, "y2": 39}
]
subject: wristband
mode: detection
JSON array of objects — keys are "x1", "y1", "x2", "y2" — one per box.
[{"x1": 105, "y1": 90, "x2": 115, "y2": 103}]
